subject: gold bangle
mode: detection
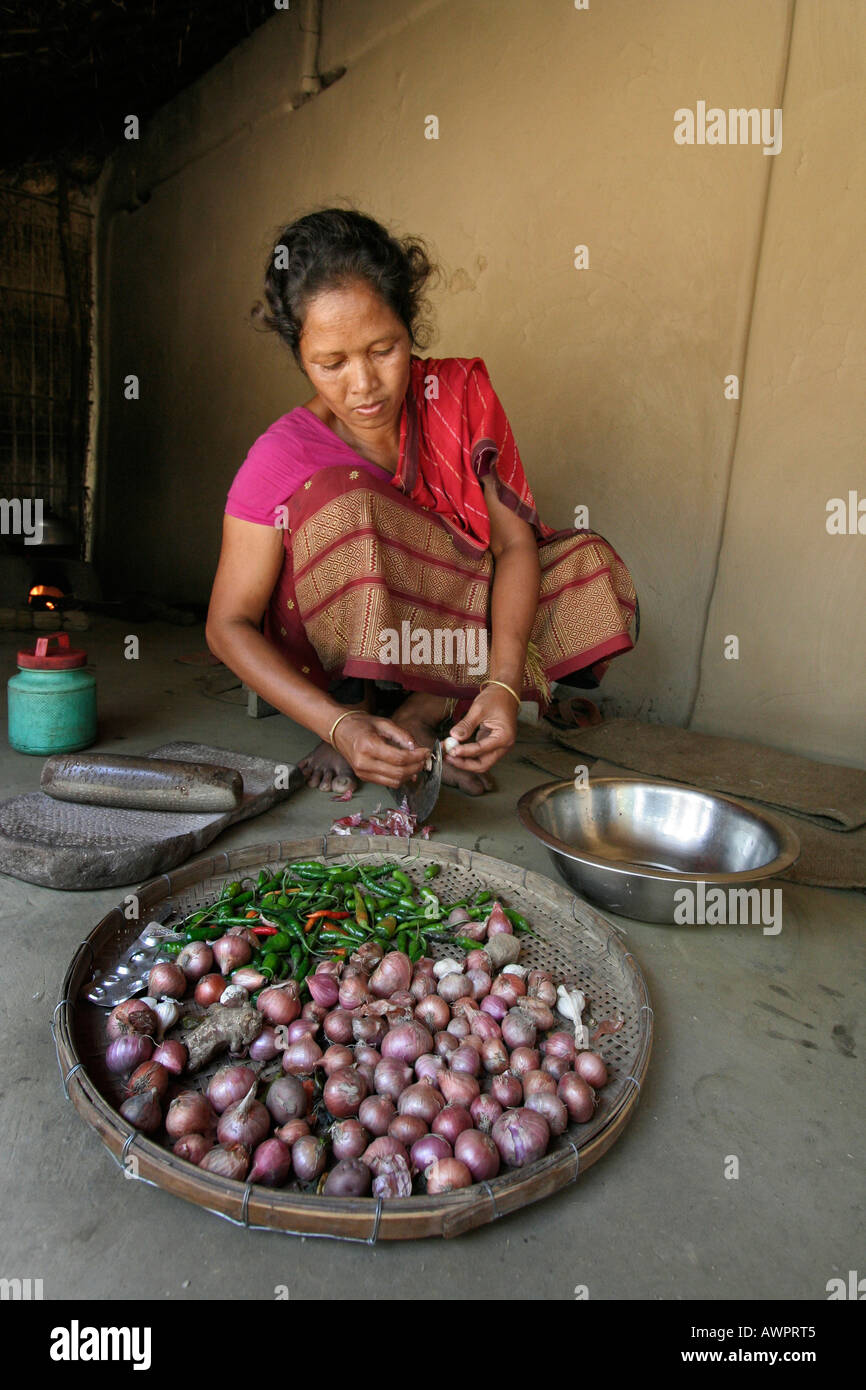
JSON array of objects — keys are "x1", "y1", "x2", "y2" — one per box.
[
  {"x1": 480, "y1": 679, "x2": 522, "y2": 707},
  {"x1": 328, "y1": 709, "x2": 364, "y2": 748}
]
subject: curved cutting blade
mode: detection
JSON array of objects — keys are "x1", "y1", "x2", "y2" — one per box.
[{"x1": 392, "y1": 739, "x2": 443, "y2": 823}]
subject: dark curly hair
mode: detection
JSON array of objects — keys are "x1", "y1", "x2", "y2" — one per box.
[{"x1": 253, "y1": 206, "x2": 439, "y2": 369}]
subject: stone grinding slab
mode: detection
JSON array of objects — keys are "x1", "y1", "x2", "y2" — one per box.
[{"x1": 0, "y1": 742, "x2": 302, "y2": 890}]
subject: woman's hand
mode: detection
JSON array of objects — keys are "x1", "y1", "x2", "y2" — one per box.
[
  {"x1": 444, "y1": 686, "x2": 519, "y2": 774},
  {"x1": 333, "y1": 715, "x2": 431, "y2": 790}
]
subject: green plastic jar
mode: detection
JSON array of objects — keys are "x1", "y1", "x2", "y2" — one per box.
[{"x1": 8, "y1": 633, "x2": 97, "y2": 755}]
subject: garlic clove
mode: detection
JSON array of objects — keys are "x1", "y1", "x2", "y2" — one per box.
[
  {"x1": 433, "y1": 957, "x2": 465, "y2": 979},
  {"x1": 220, "y1": 985, "x2": 249, "y2": 1009},
  {"x1": 152, "y1": 997, "x2": 181, "y2": 1038}
]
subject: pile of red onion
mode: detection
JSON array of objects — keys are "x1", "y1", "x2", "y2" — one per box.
[{"x1": 104, "y1": 939, "x2": 610, "y2": 1198}]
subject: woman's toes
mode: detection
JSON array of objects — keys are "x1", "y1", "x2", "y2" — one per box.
[
  {"x1": 463, "y1": 773, "x2": 490, "y2": 796},
  {"x1": 318, "y1": 771, "x2": 334, "y2": 792}
]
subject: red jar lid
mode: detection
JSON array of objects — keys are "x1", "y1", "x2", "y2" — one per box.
[{"x1": 17, "y1": 633, "x2": 88, "y2": 670}]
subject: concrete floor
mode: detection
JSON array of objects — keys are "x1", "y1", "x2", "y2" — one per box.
[{"x1": 1, "y1": 618, "x2": 863, "y2": 1301}]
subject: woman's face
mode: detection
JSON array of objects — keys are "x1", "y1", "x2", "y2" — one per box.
[{"x1": 298, "y1": 279, "x2": 412, "y2": 433}]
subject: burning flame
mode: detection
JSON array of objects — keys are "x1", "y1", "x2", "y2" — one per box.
[{"x1": 29, "y1": 585, "x2": 63, "y2": 610}]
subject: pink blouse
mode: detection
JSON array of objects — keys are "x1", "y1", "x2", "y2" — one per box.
[{"x1": 225, "y1": 406, "x2": 392, "y2": 526}]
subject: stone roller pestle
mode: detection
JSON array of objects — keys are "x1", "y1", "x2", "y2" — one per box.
[{"x1": 40, "y1": 752, "x2": 244, "y2": 813}]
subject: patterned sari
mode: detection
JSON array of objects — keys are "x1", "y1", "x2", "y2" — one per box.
[{"x1": 260, "y1": 356, "x2": 638, "y2": 710}]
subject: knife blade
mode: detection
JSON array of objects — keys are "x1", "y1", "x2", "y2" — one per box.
[{"x1": 391, "y1": 739, "x2": 443, "y2": 823}]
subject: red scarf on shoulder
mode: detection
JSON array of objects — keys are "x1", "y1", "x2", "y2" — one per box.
[{"x1": 393, "y1": 356, "x2": 556, "y2": 552}]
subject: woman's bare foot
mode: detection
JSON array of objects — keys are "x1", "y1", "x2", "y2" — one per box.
[
  {"x1": 300, "y1": 688, "x2": 374, "y2": 792},
  {"x1": 298, "y1": 740, "x2": 358, "y2": 793},
  {"x1": 391, "y1": 692, "x2": 493, "y2": 797}
]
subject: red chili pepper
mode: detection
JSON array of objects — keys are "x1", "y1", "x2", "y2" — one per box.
[
  {"x1": 251, "y1": 925, "x2": 279, "y2": 937},
  {"x1": 304, "y1": 908, "x2": 351, "y2": 932}
]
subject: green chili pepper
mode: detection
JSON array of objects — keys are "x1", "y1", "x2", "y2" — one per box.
[
  {"x1": 359, "y1": 874, "x2": 391, "y2": 898},
  {"x1": 181, "y1": 905, "x2": 215, "y2": 929},
  {"x1": 354, "y1": 885, "x2": 369, "y2": 929},
  {"x1": 423, "y1": 863, "x2": 441, "y2": 881},
  {"x1": 290, "y1": 944, "x2": 303, "y2": 975},
  {"x1": 503, "y1": 909, "x2": 534, "y2": 934},
  {"x1": 260, "y1": 952, "x2": 279, "y2": 977},
  {"x1": 327, "y1": 866, "x2": 360, "y2": 883},
  {"x1": 338, "y1": 921, "x2": 369, "y2": 943},
  {"x1": 396, "y1": 930, "x2": 409, "y2": 954},
  {"x1": 294, "y1": 956, "x2": 313, "y2": 988},
  {"x1": 391, "y1": 869, "x2": 413, "y2": 893},
  {"x1": 290, "y1": 861, "x2": 329, "y2": 879},
  {"x1": 185, "y1": 924, "x2": 223, "y2": 941},
  {"x1": 217, "y1": 891, "x2": 254, "y2": 916},
  {"x1": 453, "y1": 935, "x2": 486, "y2": 953},
  {"x1": 376, "y1": 915, "x2": 397, "y2": 938},
  {"x1": 157, "y1": 941, "x2": 185, "y2": 958},
  {"x1": 408, "y1": 937, "x2": 423, "y2": 963},
  {"x1": 474, "y1": 890, "x2": 492, "y2": 904},
  {"x1": 262, "y1": 932, "x2": 292, "y2": 953}
]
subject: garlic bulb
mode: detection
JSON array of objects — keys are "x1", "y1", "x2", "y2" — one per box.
[
  {"x1": 502, "y1": 963, "x2": 529, "y2": 978},
  {"x1": 556, "y1": 985, "x2": 589, "y2": 1050},
  {"x1": 443, "y1": 736, "x2": 460, "y2": 754}
]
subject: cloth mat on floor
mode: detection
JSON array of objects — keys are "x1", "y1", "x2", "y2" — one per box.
[{"x1": 520, "y1": 720, "x2": 866, "y2": 891}]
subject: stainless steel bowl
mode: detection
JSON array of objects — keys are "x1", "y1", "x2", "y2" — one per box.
[{"x1": 518, "y1": 777, "x2": 800, "y2": 923}]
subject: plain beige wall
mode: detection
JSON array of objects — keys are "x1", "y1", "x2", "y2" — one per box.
[
  {"x1": 94, "y1": 0, "x2": 864, "y2": 764},
  {"x1": 691, "y1": 0, "x2": 866, "y2": 764}
]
